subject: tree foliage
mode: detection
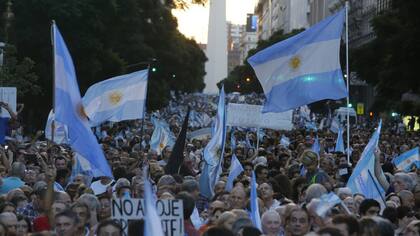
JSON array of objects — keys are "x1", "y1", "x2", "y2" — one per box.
[
  {"x1": 0, "y1": 0, "x2": 206, "y2": 129},
  {"x1": 219, "y1": 29, "x2": 304, "y2": 94},
  {"x1": 351, "y1": 0, "x2": 420, "y2": 113}
]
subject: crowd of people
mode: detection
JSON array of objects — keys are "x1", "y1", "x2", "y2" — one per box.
[{"x1": 0, "y1": 93, "x2": 418, "y2": 236}]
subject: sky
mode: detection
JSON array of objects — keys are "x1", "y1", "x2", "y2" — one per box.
[{"x1": 172, "y1": 0, "x2": 258, "y2": 44}]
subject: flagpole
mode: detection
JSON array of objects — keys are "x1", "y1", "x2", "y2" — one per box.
[
  {"x1": 256, "y1": 127, "x2": 260, "y2": 150},
  {"x1": 138, "y1": 60, "x2": 153, "y2": 151},
  {"x1": 345, "y1": 1, "x2": 350, "y2": 165},
  {"x1": 50, "y1": 20, "x2": 56, "y2": 145}
]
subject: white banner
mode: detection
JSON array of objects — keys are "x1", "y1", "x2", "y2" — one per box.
[
  {"x1": 0, "y1": 87, "x2": 16, "y2": 118},
  {"x1": 111, "y1": 198, "x2": 184, "y2": 236},
  {"x1": 227, "y1": 103, "x2": 293, "y2": 130}
]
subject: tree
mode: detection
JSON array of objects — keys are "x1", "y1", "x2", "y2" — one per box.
[
  {"x1": 0, "y1": 0, "x2": 206, "y2": 129},
  {"x1": 351, "y1": 0, "x2": 420, "y2": 114},
  {"x1": 219, "y1": 29, "x2": 304, "y2": 94}
]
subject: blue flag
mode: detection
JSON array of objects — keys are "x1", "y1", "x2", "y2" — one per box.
[
  {"x1": 347, "y1": 120, "x2": 385, "y2": 209},
  {"x1": 248, "y1": 9, "x2": 347, "y2": 112},
  {"x1": 393, "y1": 147, "x2": 419, "y2": 172},
  {"x1": 312, "y1": 136, "x2": 320, "y2": 155},
  {"x1": 250, "y1": 171, "x2": 262, "y2": 230},
  {"x1": 231, "y1": 128, "x2": 237, "y2": 151},
  {"x1": 82, "y1": 70, "x2": 148, "y2": 126},
  {"x1": 315, "y1": 192, "x2": 342, "y2": 217},
  {"x1": 53, "y1": 23, "x2": 113, "y2": 178},
  {"x1": 280, "y1": 135, "x2": 290, "y2": 147},
  {"x1": 199, "y1": 86, "x2": 227, "y2": 198},
  {"x1": 225, "y1": 154, "x2": 244, "y2": 192},
  {"x1": 335, "y1": 128, "x2": 345, "y2": 153}
]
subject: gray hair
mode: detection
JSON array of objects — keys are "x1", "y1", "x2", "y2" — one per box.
[
  {"x1": 77, "y1": 193, "x2": 100, "y2": 211},
  {"x1": 394, "y1": 173, "x2": 415, "y2": 191},
  {"x1": 305, "y1": 184, "x2": 327, "y2": 203}
]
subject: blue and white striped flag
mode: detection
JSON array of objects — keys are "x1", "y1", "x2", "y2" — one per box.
[
  {"x1": 335, "y1": 128, "x2": 345, "y2": 153},
  {"x1": 250, "y1": 171, "x2": 262, "y2": 230},
  {"x1": 393, "y1": 147, "x2": 419, "y2": 172},
  {"x1": 150, "y1": 117, "x2": 175, "y2": 155},
  {"x1": 248, "y1": 9, "x2": 347, "y2": 112},
  {"x1": 225, "y1": 155, "x2": 244, "y2": 192},
  {"x1": 143, "y1": 167, "x2": 164, "y2": 236},
  {"x1": 82, "y1": 70, "x2": 148, "y2": 126},
  {"x1": 199, "y1": 86, "x2": 227, "y2": 199},
  {"x1": 347, "y1": 120, "x2": 385, "y2": 209},
  {"x1": 53, "y1": 23, "x2": 113, "y2": 178},
  {"x1": 315, "y1": 192, "x2": 342, "y2": 217}
]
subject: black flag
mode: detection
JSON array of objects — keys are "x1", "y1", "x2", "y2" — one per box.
[{"x1": 164, "y1": 107, "x2": 190, "y2": 175}]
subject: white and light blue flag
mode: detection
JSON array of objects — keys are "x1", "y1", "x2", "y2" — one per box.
[
  {"x1": 150, "y1": 117, "x2": 175, "y2": 155},
  {"x1": 347, "y1": 120, "x2": 385, "y2": 209},
  {"x1": 335, "y1": 128, "x2": 345, "y2": 153},
  {"x1": 225, "y1": 154, "x2": 244, "y2": 192},
  {"x1": 82, "y1": 70, "x2": 148, "y2": 126},
  {"x1": 45, "y1": 110, "x2": 69, "y2": 144},
  {"x1": 250, "y1": 171, "x2": 262, "y2": 230},
  {"x1": 312, "y1": 136, "x2": 320, "y2": 155},
  {"x1": 315, "y1": 192, "x2": 342, "y2": 217},
  {"x1": 53, "y1": 23, "x2": 113, "y2": 178},
  {"x1": 280, "y1": 135, "x2": 290, "y2": 147},
  {"x1": 199, "y1": 86, "x2": 227, "y2": 199},
  {"x1": 143, "y1": 167, "x2": 164, "y2": 236},
  {"x1": 248, "y1": 9, "x2": 347, "y2": 112},
  {"x1": 393, "y1": 147, "x2": 419, "y2": 172}
]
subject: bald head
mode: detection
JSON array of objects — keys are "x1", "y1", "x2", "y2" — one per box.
[
  {"x1": 262, "y1": 210, "x2": 282, "y2": 236},
  {"x1": 229, "y1": 187, "x2": 247, "y2": 210}
]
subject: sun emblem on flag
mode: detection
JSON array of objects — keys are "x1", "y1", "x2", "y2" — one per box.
[
  {"x1": 405, "y1": 159, "x2": 412, "y2": 164},
  {"x1": 159, "y1": 143, "x2": 165, "y2": 149},
  {"x1": 289, "y1": 55, "x2": 301, "y2": 70},
  {"x1": 108, "y1": 91, "x2": 123, "y2": 105}
]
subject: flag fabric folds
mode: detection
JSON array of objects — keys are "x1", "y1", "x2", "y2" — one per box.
[
  {"x1": 280, "y1": 135, "x2": 290, "y2": 147},
  {"x1": 150, "y1": 117, "x2": 175, "y2": 155},
  {"x1": 164, "y1": 108, "x2": 190, "y2": 175},
  {"x1": 335, "y1": 128, "x2": 345, "y2": 153},
  {"x1": 312, "y1": 136, "x2": 320, "y2": 155},
  {"x1": 45, "y1": 110, "x2": 69, "y2": 144},
  {"x1": 250, "y1": 171, "x2": 262, "y2": 230},
  {"x1": 315, "y1": 192, "x2": 342, "y2": 217},
  {"x1": 52, "y1": 23, "x2": 113, "y2": 178},
  {"x1": 225, "y1": 154, "x2": 244, "y2": 191},
  {"x1": 347, "y1": 120, "x2": 385, "y2": 209},
  {"x1": 248, "y1": 9, "x2": 347, "y2": 113},
  {"x1": 393, "y1": 147, "x2": 419, "y2": 172},
  {"x1": 199, "y1": 86, "x2": 227, "y2": 199},
  {"x1": 82, "y1": 70, "x2": 148, "y2": 126},
  {"x1": 143, "y1": 167, "x2": 164, "y2": 236}
]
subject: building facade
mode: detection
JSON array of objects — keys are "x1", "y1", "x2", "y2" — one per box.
[{"x1": 227, "y1": 23, "x2": 245, "y2": 73}]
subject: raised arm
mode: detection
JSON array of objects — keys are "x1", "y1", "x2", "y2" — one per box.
[{"x1": 374, "y1": 148, "x2": 390, "y2": 191}]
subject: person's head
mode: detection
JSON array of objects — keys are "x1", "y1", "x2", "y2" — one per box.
[
  {"x1": 255, "y1": 165, "x2": 268, "y2": 183},
  {"x1": 52, "y1": 201, "x2": 68, "y2": 217},
  {"x1": 16, "y1": 215, "x2": 30, "y2": 236},
  {"x1": 216, "y1": 211, "x2": 236, "y2": 231},
  {"x1": 393, "y1": 173, "x2": 415, "y2": 193},
  {"x1": 55, "y1": 209, "x2": 81, "y2": 236},
  {"x1": 55, "y1": 156, "x2": 68, "y2": 170},
  {"x1": 96, "y1": 219, "x2": 123, "y2": 236},
  {"x1": 258, "y1": 182, "x2": 274, "y2": 201},
  {"x1": 404, "y1": 220, "x2": 420, "y2": 236},
  {"x1": 70, "y1": 202, "x2": 90, "y2": 227},
  {"x1": 331, "y1": 214, "x2": 359, "y2": 236},
  {"x1": 231, "y1": 217, "x2": 253, "y2": 235},
  {"x1": 359, "y1": 199, "x2": 380, "y2": 217},
  {"x1": 305, "y1": 184, "x2": 327, "y2": 203},
  {"x1": 115, "y1": 178, "x2": 131, "y2": 198},
  {"x1": 10, "y1": 162, "x2": 26, "y2": 179},
  {"x1": 0, "y1": 222, "x2": 7, "y2": 236},
  {"x1": 396, "y1": 206, "x2": 416, "y2": 229},
  {"x1": 261, "y1": 210, "x2": 282, "y2": 236},
  {"x1": 77, "y1": 193, "x2": 101, "y2": 217},
  {"x1": 98, "y1": 195, "x2": 112, "y2": 221},
  {"x1": 386, "y1": 193, "x2": 402, "y2": 207},
  {"x1": 176, "y1": 191, "x2": 195, "y2": 219},
  {"x1": 0, "y1": 212, "x2": 17, "y2": 235},
  {"x1": 300, "y1": 150, "x2": 318, "y2": 172},
  {"x1": 285, "y1": 208, "x2": 310, "y2": 236},
  {"x1": 353, "y1": 193, "x2": 365, "y2": 211},
  {"x1": 317, "y1": 227, "x2": 344, "y2": 236},
  {"x1": 398, "y1": 190, "x2": 415, "y2": 208},
  {"x1": 229, "y1": 187, "x2": 247, "y2": 210},
  {"x1": 55, "y1": 191, "x2": 72, "y2": 205},
  {"x1": 0, "y1": 202, "x2": 15, "y2": 214},
  {"x1": 181, "y1": 180, "x2": 200, "y2": 200},
  {"x1": 203, "y1": 227, "x2": 234, "y2": 236},
  {"x1": 214, "y1": 181, "x2": 226, "y2": 196}
]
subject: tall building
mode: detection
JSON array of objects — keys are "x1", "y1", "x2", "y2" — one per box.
[
  {"x1": 227, "y1": 23, "x2": 245, "y2": 73},
  {"x1": 307, "y1": 0, "x2": 341, "y2": 25},
  {"x1": 255, "y1": 0, "x2": 309, "y2": 40},
  {"x1": 239, "y1": 14, "x2": 258, "y2": 65},
  {"x1": 204, "y1": 0, "x2": 228, "y2": 94}
]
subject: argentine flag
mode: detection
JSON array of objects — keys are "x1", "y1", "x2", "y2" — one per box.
[
  {"x1": 393, "y1": 147, "x2": 419, "y2": 172},
  {"x1": 82, "y1": 70, "x2": 148, "y2": 126},
  {"x1": 248, "y1": 9, "x2": 347, "y2": 112},
  {"x1": 150, "y1": 117, "x2": 175, "y2": 155}
]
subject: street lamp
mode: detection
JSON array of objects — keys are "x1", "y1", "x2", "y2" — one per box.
[{"x1": 245, "y1": 77, "x2": 251, "y2": 82}]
